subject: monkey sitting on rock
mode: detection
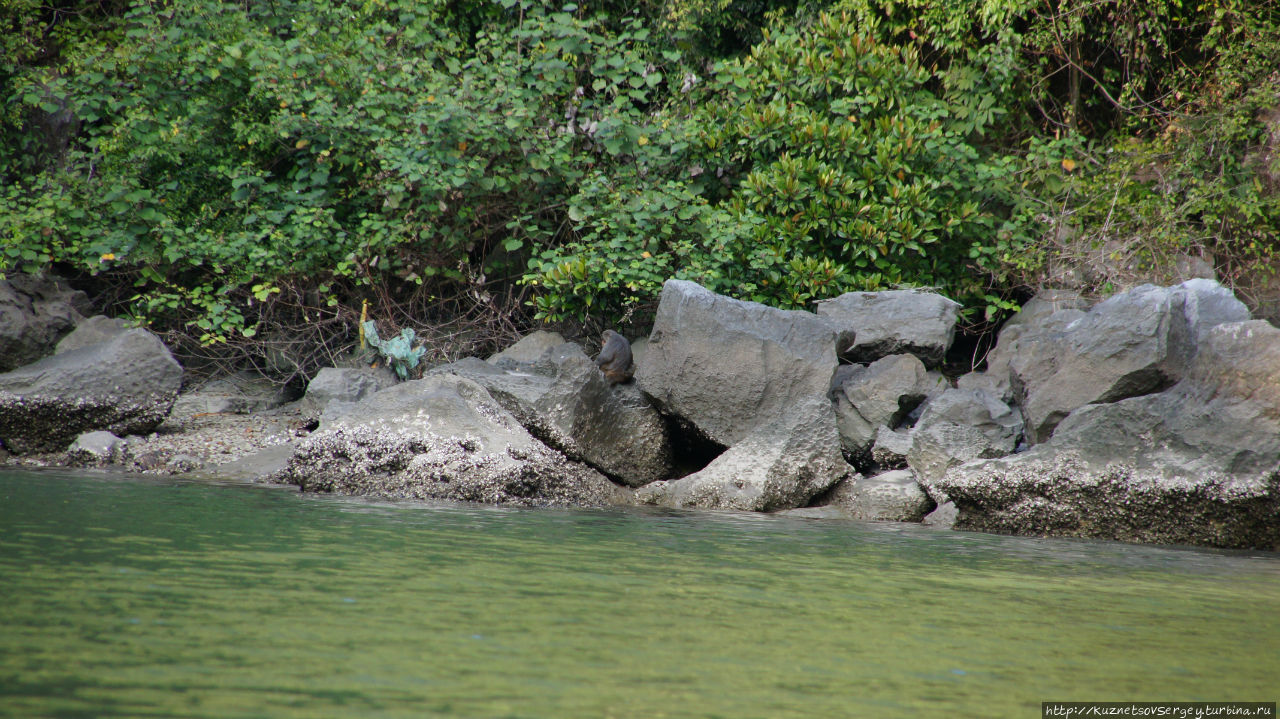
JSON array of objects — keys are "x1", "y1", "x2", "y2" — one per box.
[{"x1": 595, "y1": 329, "x2": 634, "y2": 385}]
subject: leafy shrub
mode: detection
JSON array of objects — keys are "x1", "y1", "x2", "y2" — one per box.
[
  {"x1": 1024, "y1": 5, "x2": 1280, "y2": 297},
  {"x1": 695, "y1": 11, "x2": 1033, "y2": 307},
  {"x1": 0, "y1": 0, "x2": 699, "y2": 339},
  {"x1": 4, "y1": 0, "x2": 1277, "y2": 348},
  {"x1": 526, "y1": 3, "x2": 1037, "y2": 320}
]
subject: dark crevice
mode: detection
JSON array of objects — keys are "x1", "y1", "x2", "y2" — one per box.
[{"x1": 661, "y1": 413, "x2": 726, "y2": 479}]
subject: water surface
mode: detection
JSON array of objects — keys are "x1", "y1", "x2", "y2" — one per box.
[{"x1": 1, "y1": 469, "x2": 1277, "y2": 718}]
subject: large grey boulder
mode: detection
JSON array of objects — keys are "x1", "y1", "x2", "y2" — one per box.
[
  {"x1": 958, "y1": 291, "x2": 1092, "y2": 405},
  {"x1": 973, "y1": 289, "x2": 1086, "y2": 403},
  {"x1": 0, "y1": 326, "x2": 183, "y2": 453},
  {"x1": 815, "y1": 289, "x2": 961, "y2": 367},
  {"x1": 488, "y1": 330, "x2": 567, "y2": 366},
  {"x1": 0, "y1": 274, "x2": 90, "y2": 372},
  {"x1": 998, "y1": 289, "x2": 1088, "y2": 340},
  {"x1": 299, "y1": 366, "x2": 398, "y2": 420},
  {"x1": 172, "y1": 371, "x2": 296, "y2": 417},
  {"x1": 817, "y1": 469, "x2": 935, "y2": 522},
  {"x1": 636, "y1": 279, "x2": 843, "y2": 447},
  {"x1": 832, "y1": 354, "x2": 930, "y2": 457},
  {"x1": 906, "y1": 388, "x2": 1023, "y2": 484},
  {"x1": 276, "y1": 374, "x2": 629, "y2": 507},
  {"x1": 930, "y1": 321, "x2": 1280, "y2": 549},
  {"x1": 430, "y1": 345, "x2": 672, "y2": 487},
  {"x1": 981, "y1": 306, "x2": 1087, "y2": 404},
  {"x1": 1007, "y1": 280, "x2": 1250, "y2": 443},
  {"x1": 634, "y1": 395, "x2": 847, "y2": 511},
  {"x1": 54, "y1": 315, "x2": 130, "y2": 354},
  {"x1": 632, "y1": 280, "x2": 850, "y2": 510}
]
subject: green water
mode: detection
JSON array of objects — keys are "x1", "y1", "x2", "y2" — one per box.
[{"x1": 1, "y1": 469, "x2": 1276, "y2": 718}]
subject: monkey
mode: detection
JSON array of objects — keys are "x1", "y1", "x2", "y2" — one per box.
[{"x1": 595, "y1": 329, "x2": 634, "y2": 385}]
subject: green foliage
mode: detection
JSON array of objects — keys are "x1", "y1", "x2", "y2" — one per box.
[
  {"x1": 363, "y1": 321, "x2": 425, "y2": 379},
  {"x1": 0, "y1": 0, "x2": 700, "y2": 338},
  {"x1": 3, "y1": 0, "x2": 1277, "y2": 345},
  {"x1": 526, "y1": 3, "x2": 1037, "y2": 318},
  {"x1": 696, "y1": 11, "x2": 1032, "y2": 306},
  {"x1": 1027, "y1": 5, "x2": 1280, "y2": 293},
  {"x1": 525, "y1": 177, "x2": 723, "y2": 322}
]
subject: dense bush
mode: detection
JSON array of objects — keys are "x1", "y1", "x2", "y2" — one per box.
[
  {"x1": 1, "y1": 0, "x2": 707, "y2": 340},
  {"x1": 3, "y1": 0, "x2": 1278, "y2": 362},
  {"x1": 1013, "y1": 2, "x2": 1280, "y2": 299},
  {"x1": 526, "y1": 3, "x2": 1037, "y2": 321},
  {"x1": 826, "y1": 0, "x2": 1280, "y2": 306}
]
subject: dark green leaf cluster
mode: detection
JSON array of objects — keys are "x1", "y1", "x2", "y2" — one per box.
[
  {"x1": 1, "y1": 0, "x2": 713, "y2": 338},
  {"x1": 527, "y1": 4, "x2": 1036, "y2": 320},
  {"x1": 2, "y1": 0, "x2": 1277, "y2": 342}
]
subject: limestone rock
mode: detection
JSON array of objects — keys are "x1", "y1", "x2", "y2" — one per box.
[
  {"x1": 629, "y1": 336, "x2": 649, "y2": 369},
  {"x1": 954, "y1": 371, "x2": 1010, "y2": 404},
  {"x1": 0, "y1": 326, "x2": 183, "y2": 453},
  {"x1": 929, "y1": 321, "x2": 1280, "y2": 550},
  {"x1": 54, "y1": 315, "x2": 131, "y2": 355},
  {"x1": 1177, "y1": 278, "x2": 1253, "y2": 343},
  {"x1": 634, "y1": 395, "x2": 846, "y2": 511},
  {"x1": 212, "y1": 444, "x2": 298, "y2": 482},
  {"x1": 998, "y1": 289, "x2": 1087, "y2": 339},
  {"x1": 906, "y1": 388, "x2": 1022, "y2": 484},
  {"x1": 870, "y1": 426, "x2": 913, "y2": 469},
  {"x1": 822, "y1": 469, "x2": 935, "y2": 522},
  {"x1": 172, "y1": 372, "x2": 296, "y2": 417},
  {"x1": 636, "y1": 279, "x2": 842, "y2": 447},
  {"x1": 300, "y1": 366, "x2": 398, "y2": 420},
  {"x1": 488, "y1": 330, "x2": 567, "y2": 366},
  {"x1": 431, "y1": 346, "x2": 673, "y2": 487},
  {"x1": 0, "y1": 273, "x2": 90, "y2": 372},
  {"x1": 815, "y1": 289, "x2": 961, "y2": 367},
  {"x1": 831, "y1": 354, "x2": 930, "y2": 456},
  {"x1": 276, "y1": 374, "x2": 629, "y2": 507},
  {"x1": 66, "y1": 430, "x2": 127, "y2": 466},
  {"x1": 982, "y1": 307, "x2": 1086, "y2": 403},
  {"x1": 922, "y1": 501, "x2": 958, "y2": 529},
  {"x1": 1006, "y1": 280, "x2": 1250, "y2": 443}
]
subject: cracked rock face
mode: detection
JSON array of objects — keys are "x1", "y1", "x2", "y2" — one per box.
[
  {"x1": 432, "y1": 345, "x2": 673, "y2": 488},
  {"x1": 274, "y1": 374, "x2": 630, "y2": 507},
  {"x1": 815, "y1": 289, "x2": 961, "y2": 367},
  {"x1": 634, "y1": 395, "x2": 847, "y2": 511},
  {"x1": 0, "y1": 325, "x2": 182, "y2": 453},
  {"x1": 1001, "y1": 280, "x2": 1250, "y2": 443},
  {"x1": 0, "y1": 274, "x2": 90, "y2": 373},
  {"x1": 928, "y1": 321, "x2": 1280, "y2": 550}
]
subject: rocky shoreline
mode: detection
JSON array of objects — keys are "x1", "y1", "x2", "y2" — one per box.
[{"x1": 2, "y1": 274, "x2": 1277, "y2": 551}]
